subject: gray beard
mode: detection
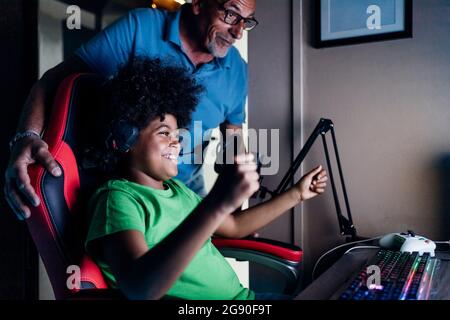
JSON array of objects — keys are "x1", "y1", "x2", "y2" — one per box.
[{"x1": 207, "y1": 42, "x2": 228, "y2": 58}]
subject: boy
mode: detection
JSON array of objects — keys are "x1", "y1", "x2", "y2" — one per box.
[{"x1": 86, "y1": 57, "x2": 328, "y2": 300}]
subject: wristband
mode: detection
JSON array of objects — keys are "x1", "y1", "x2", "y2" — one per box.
[{"x1": 9, "y1": 130, "x2": 42, "y2": 151}]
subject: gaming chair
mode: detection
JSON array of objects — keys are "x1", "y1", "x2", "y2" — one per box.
[{"x1": 27, "y1": 73, "x2": 303, "y2": 299}]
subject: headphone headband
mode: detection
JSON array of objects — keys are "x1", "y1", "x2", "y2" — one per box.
[{"x1": 106, "y1": 119, "x2": 139, "y2": 153}]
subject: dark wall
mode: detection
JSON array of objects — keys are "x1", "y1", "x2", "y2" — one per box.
[
  {"x1": 0, "y1": 0, "x2": 39, "y2": 299},
  {"x1": 249, "y1": 0, "x2": 450, "y2": 288},
  {"x1": 248, "y1": 0, "x2": 294, "y2": 243},
  {"x1": 247, "y1": 0, "x2": 298, "y2": 291},
  {"x1": 301, "y1": 0, "x2": 450, "y2": 285}
]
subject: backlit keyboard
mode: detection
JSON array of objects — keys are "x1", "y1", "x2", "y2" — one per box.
[{"x1": 339, "y1": 250, "x2": 439, "y2": 300}]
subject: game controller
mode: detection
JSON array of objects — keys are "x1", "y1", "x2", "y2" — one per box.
[{"x1": 379, "y1": 231, "x2": 436, "y2": 257}]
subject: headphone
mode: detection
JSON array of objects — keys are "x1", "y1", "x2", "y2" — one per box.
[{"x1": 106, "y1": 119, "x2": 140, "y2": 153}]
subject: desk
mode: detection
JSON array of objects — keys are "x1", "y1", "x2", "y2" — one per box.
[{"x1": 296, "y1": 248, "x2": 450, "y2": 300}]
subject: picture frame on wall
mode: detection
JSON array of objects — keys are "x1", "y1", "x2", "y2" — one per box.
[{"x1": 314, "y1": 0, "x2": 413, "y2": 48}]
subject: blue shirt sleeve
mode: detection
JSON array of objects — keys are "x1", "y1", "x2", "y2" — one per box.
[
  {"x1": 225, "y1": 91, "x2": 247, "y2": 125},
  {"x1": 75, "y1": 10, "x2": 138, "y2": 78}
]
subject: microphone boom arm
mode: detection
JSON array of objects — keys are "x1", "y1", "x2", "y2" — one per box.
[{"x1": 258, "y1": 118, "x2": 357, "y2": 241}]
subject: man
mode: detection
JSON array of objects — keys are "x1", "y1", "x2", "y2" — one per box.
[{"x1": 4, "y1": 0, "x2": 258, "y2": 220}]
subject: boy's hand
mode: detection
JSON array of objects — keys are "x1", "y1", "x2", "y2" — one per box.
[
  {"x1": 209, "y1": 153, "x2": 260, "y2": 215},
  {"x1": 293, "y1": 165, "x2": 328, "y2": 202}
]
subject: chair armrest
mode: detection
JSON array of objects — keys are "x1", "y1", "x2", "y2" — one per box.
[
  {"x1": 212, "y1": 237, "x2": 303, "y2": 295},
  {"x1": 212, "y1": 237, "x2": 303, "y2": 263}
]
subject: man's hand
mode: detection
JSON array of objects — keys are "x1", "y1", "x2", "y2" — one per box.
[
  {"x1": 209, "y1": 153, "x2": 260, "y2": 215},
  {"x1": 4, "y1": 136, "x2": 62, "y2": 220},
  {"x1": 293, "y1": 165, "x2": 328, "y2": 202},
  {"x1": 3, "y1": 55, "x2": 91, "y2": 221}
]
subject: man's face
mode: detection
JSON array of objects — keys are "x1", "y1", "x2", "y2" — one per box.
[
  {"x1": 130, "y1": 114, "x2": 181, "y2": 182},
  {"x1": 200, "y1": 0, "x2": 257, "y2": 58}
]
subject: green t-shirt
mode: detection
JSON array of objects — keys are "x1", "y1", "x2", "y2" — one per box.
[{"x1": 86, "y1": 178, "x2": 255, "y2": 300}]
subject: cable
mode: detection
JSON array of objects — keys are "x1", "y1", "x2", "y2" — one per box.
[
  {"x1": 344, "y1": 245, "x2": 380, "y2": 255},
  {"x1": 311, "y1": 236, "x2": 382, "y2": 281}
]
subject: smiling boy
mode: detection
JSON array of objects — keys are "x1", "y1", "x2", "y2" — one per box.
[{"x1": 86, "y1": 57, "x2": 328, "y2": 300}]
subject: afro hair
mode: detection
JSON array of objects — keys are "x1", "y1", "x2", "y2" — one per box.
[
  {"x1": 83, "y1": 57, "x2": 204, "y2": 174},
  {"x1": 103, "y1": 57, "x2": 204, "y2": 129}
]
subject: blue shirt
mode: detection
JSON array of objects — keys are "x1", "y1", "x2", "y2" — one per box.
[{"x1": 75, "y1": 6, "x2": 248, "y2": 184}]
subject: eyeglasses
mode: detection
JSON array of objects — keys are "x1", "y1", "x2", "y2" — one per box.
[{"x1": 216, "y1": 3, "x2": 259, "y2": 31}]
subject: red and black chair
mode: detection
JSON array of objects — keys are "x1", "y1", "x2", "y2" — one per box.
[{"x1": 27, "y1": 73, "x2": 303, "y2": 300}]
